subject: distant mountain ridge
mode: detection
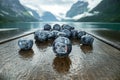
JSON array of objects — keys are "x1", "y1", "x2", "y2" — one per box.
[
  {"x1": 78, "y1": 0, "x2": 120, "y2": 22},
  {"x1": 0, "y1": 0, "x2": 59, "y2": 22},
  {"x1": 41, "y1": 11, "x2": 58, "y2": 21},
  {"x1": 0, "y1": 0, "x2": 37, "y2": 22},
  {"x1": 25, "y1": 7, "x2": 58, "y2": 21},
  {"x1": 66, "y1": 1, "x2": 88, "y2": 18}
]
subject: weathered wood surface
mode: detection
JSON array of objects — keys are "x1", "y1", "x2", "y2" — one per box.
[
  {"x1": 87, "y1": 32, "x2": 120, "y2": 51},
  {"x1": 0, "y1": 34, "x2": 120, "y2": 80}
]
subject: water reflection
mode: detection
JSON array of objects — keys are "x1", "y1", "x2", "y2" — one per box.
[
  {"x1": 80, "y1": 45, "x2": 93, "y2": 54},
  {"x1": 71, "y1": 39, "x2": 80, "y2": 45},
  {"x1": 0, "y1": 22, "x2": 41, "y2": 41},
  {"x1": 35, "y1": 40, "x2": 53, "y2": 51},
  {"x1": 53, "y1": 56, "x2": 71, "y2": 73},
  {"x1": 19, "y1": 49, "x2": 34, "y2": 60}
]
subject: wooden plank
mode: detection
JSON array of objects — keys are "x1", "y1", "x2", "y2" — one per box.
[
  {"x1": 0, "y1": 31, "x2": 35, "y2": 44},
  {"x1": 87, "y1": 32, "x2": 120, "y2": 51},
  {"x1": 0, "y1": 34, "x2": 120, "y2": 80}
]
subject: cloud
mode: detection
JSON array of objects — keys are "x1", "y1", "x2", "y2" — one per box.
[
  {"x1": 20, "y1": 0, "x2": 77, "y2": 17},
  {"x1": 87, "y1": 0, "x2": 102, "y2": 10},
  {"x1": 37, "y1": 0, "x2": 77, "y2": 5},
  {"x1": 20, "y1": 0, "x2": 102, "y2": 19},
  {"x1": 72, "y1": 11, "x2": 100, "y2": 20}
]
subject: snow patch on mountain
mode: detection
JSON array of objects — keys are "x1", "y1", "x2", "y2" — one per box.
[{"x1": 73, "y1": 11, "x2": 99, "y2": 20}]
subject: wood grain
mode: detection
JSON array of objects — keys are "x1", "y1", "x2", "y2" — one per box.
[{"x1": 0, "y1": 34, "x2": 120, "y2": 80}]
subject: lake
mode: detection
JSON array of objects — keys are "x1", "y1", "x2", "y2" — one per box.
[{"x1": 0, "y1": 22, "x2": 120, "y2": 46}]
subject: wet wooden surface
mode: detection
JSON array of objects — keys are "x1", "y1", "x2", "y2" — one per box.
[{"x1": 0, "y1": 34, "x2": 120, "y2": 80}]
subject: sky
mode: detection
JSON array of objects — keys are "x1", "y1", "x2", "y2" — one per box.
[{"x1": 20, "y1": 0, "x2": 102, "y2": 18}]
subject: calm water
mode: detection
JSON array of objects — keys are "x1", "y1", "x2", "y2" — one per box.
[{"x1": 0, "y1": 22, "x2": 120, "y2": 45}]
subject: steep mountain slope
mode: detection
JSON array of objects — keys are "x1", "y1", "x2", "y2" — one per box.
[
  {"x1": 78, "y1": 0, "x2": 120, "y2": 22},
  {"x1": 66, "y1": 1, "x2": 88, "y2": 18},
  {"x1": 0, "y1": 0, "x2": 37, "y2": 22},
  {"x1": 25, "y1": 7, "x2": 41, "y2": 20}
]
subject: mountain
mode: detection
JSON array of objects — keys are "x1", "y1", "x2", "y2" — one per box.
[
  {"x1": 78, "y1": 0, "x2": 120, "y2": 22},
  {"x1": 0, "y1": 0, "x2": 37, "y2": 22},
  {"x1": 66, "y1": 1, "x2": 88, "y2": 18},
  {"x1": 25, "y1": 7, "x2": 41, "y2": 20},
  {"x1": 41, "y1": 11, "x2": 58, "y2": 21},
  {"x1": 24, "y1": 6, "x2": 58, "y2": 21}
]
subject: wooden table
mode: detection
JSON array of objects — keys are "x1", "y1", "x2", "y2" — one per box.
[{"x1": 0, "y1": 34, "x2": 120, "y2": 80}]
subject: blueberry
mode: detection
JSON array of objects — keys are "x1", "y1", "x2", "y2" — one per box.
[
  {"x1": 71, "y1": 30, "x2": 78, "y2": 38},
  {"x1": 81, "y1": 35, "x2": 94, "y2": 45},
  {"x1": 34, "y1": 30, "x2": 49, "y2": 42},
  {"x1": 62, "y1": 24, "x2": 74, "y2": 31},
  {"x1": 44, "y1": 24, "x2": 51, "y2": 31},
  {"x1": 62, "y1": 29, "x2": 72, "y2": 38},
  {"x1": 57, "y1": 32, "x2": 66, "y2": 37},
  {"x1": 18, "y1": 39, "x2": 33, "y2": 50},
  {"x1": 53, "y1": 37, "x2": 72, "y2": 57},
  {"x1": 50, "y1": 30, "x2": 60, "y2": 39},
  {"x1": 53, "y1": 24, "x2": 61, "y2": 31},
  {"x1": 77, "y1": 31, "x2": 86, "y2": 39}
]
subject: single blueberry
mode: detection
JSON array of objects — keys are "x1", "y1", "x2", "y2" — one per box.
[
  {"x1": 81, "y1": 35, "x2": 94, "y2": 45},
  {"x1": 53, "y1": 24, "x2": 61, "y2": 31},
  {"x1": 53, "y1": 37, "x2": 72, "y2": 57},
  {"x1": 44, "y1": 24, "x2": 51, "y2": 31},
  {"x1": 18, "y1": 39, "x2": 33, "y2": 50},
  {"x1": 34, "y1": 30, "x2": 49, "y2": 42}
]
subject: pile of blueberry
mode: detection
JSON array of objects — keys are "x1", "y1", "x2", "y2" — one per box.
[{"x1": 18, "y1": 24, "x2": 94, "y2": 57}]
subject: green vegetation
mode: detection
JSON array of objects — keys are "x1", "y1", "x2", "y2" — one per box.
[
  {"x1": 78, "y1": 0, "x2": 120, "y2": 22},
  {"x1": 0, "y1": 0, "x2": 37, "y2": 22}
]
